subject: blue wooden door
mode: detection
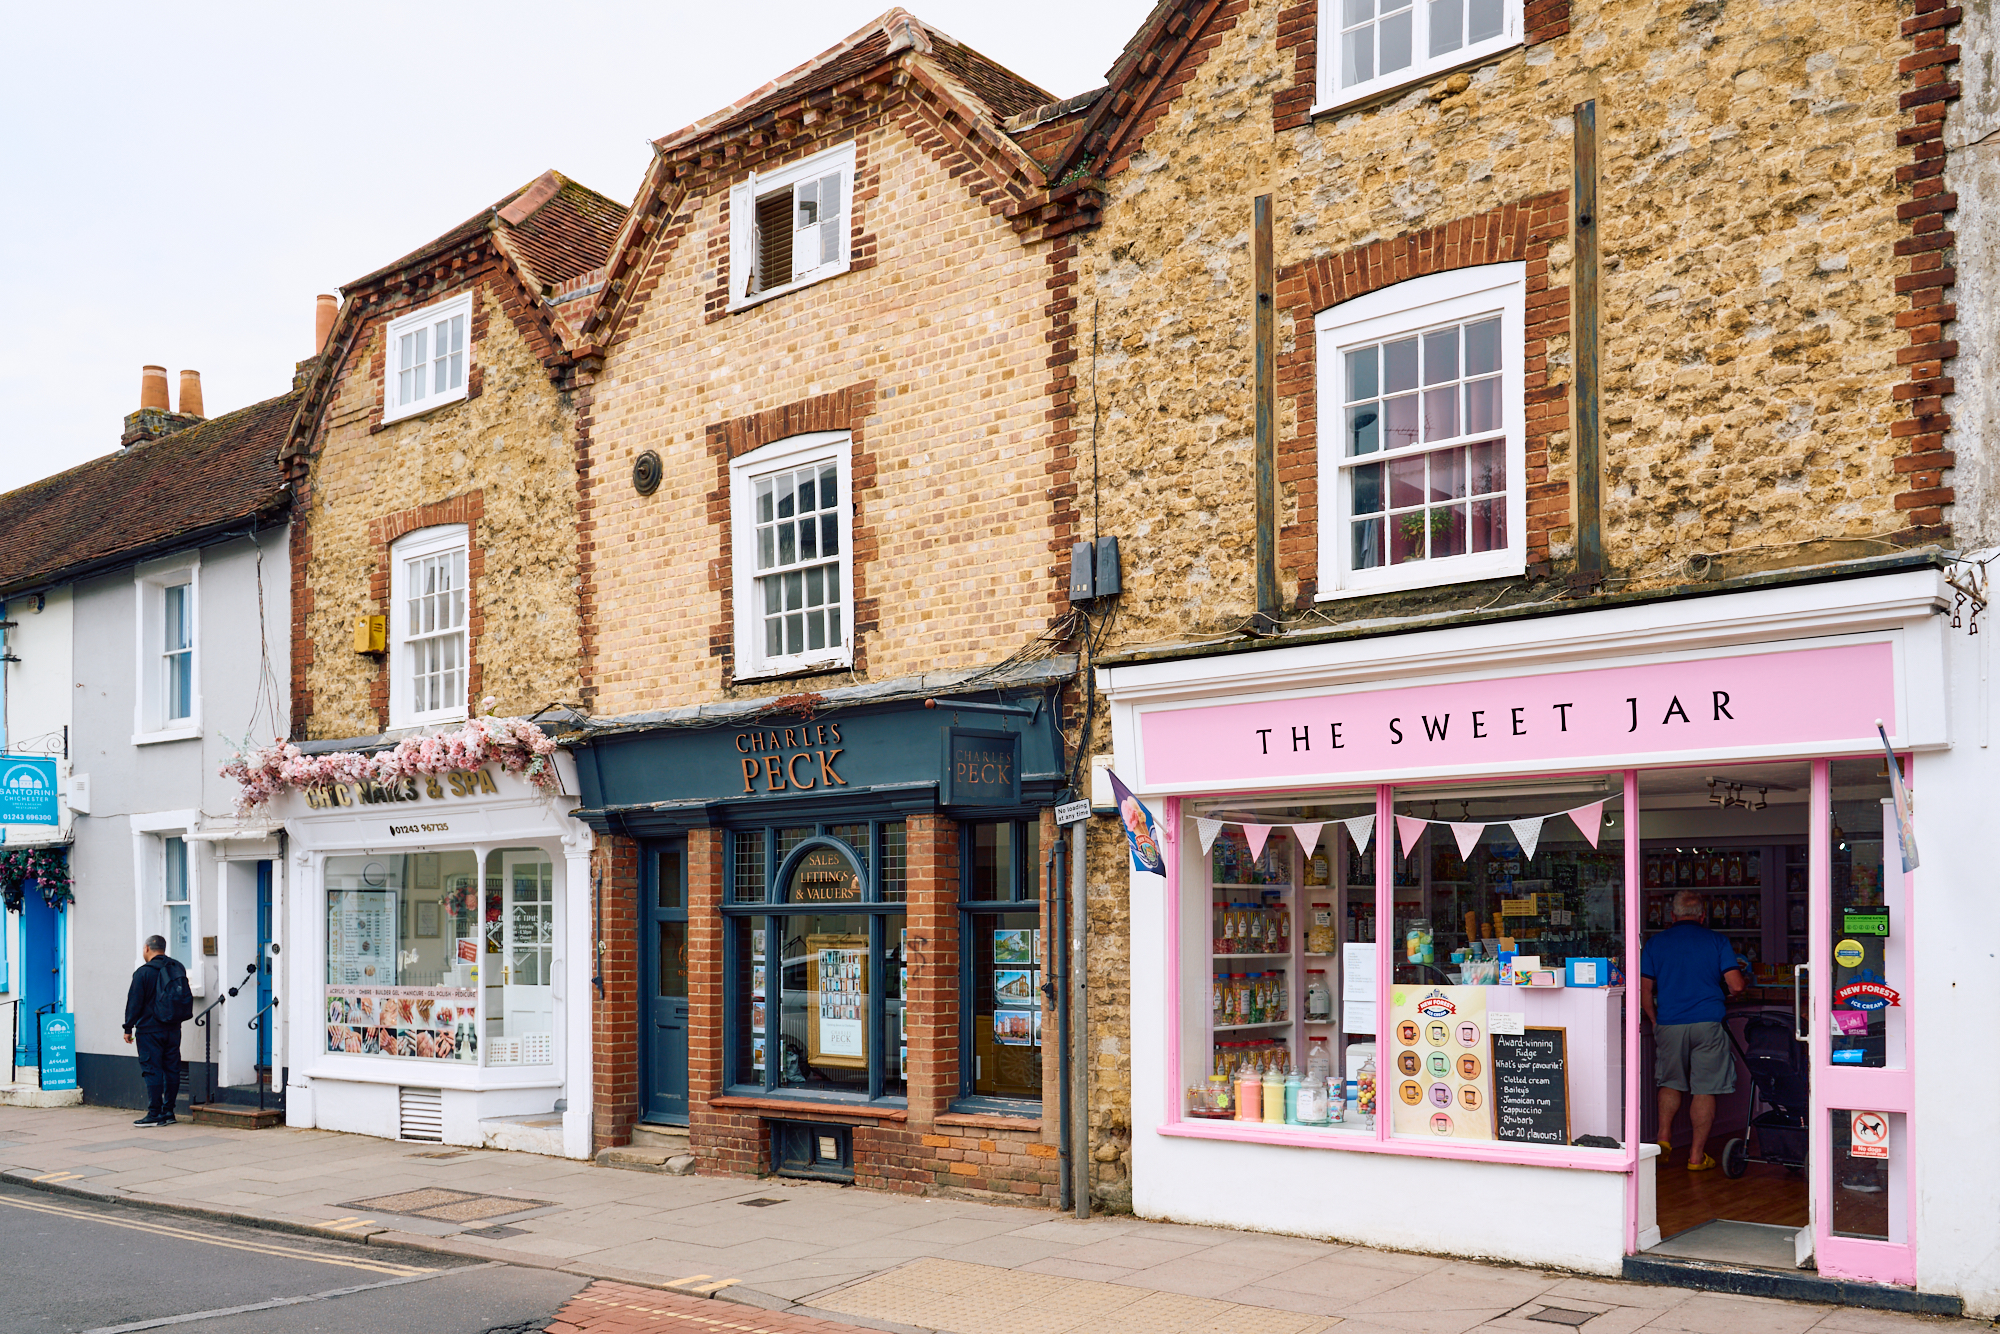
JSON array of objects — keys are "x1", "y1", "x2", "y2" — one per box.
[
  {"x1": 641, "y1": 844, "x2": 689, "y2": 1124},
  {"x1": 17, "y1": 888, "x2": 60, "y2": 1067},
  {"x1": 256, "y1": 862, "x2": 273, "y2": 1070}
]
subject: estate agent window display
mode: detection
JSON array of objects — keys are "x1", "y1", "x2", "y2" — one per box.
[
  {"x1": 727, "y1": 821, "x2": 908, "y2": 1102},
  {"x1": 960, "y1": 819, "x2": 1045, "y2": 1109}
]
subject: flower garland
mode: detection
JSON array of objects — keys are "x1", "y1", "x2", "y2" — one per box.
[
  {"x1": 0, "y1": 847, "x2": 74, "y2": 913},
  {"x1": 221, "y1": 715, "x2": 563, "y2": 813}
]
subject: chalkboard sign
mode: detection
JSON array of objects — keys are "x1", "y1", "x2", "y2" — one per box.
[{"x1": 1492, "y1": 1025, "x2": 1569, "y2": 1144}]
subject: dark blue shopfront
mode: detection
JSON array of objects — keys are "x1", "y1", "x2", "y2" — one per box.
[{"x1": 572, "y1": 681, "x2": 1069, "y2": 1137}]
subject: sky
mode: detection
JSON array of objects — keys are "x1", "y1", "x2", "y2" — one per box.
[{"x1": 0, "y1": 1, "x2": 1151, "y2": 494}]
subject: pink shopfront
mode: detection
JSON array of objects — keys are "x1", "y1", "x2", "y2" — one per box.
[{"x1": 1101, "y1": 568, "x2": 1989, "y2": 1312}]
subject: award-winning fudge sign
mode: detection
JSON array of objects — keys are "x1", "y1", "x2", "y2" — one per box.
[{"x1": 1140, "y1": 642, "x2": 1896, "y2": 785}]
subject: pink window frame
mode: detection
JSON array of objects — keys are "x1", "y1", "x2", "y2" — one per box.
[{"x1": 1157, "y1": 759, "x2": 1918, "y2": 1281}]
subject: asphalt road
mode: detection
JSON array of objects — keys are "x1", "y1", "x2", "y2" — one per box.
[{"x1": 0, "y1": 1179, "x2": 588, "y2": 1334}]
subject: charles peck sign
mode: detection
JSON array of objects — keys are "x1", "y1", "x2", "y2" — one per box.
[
  {"x1": 1138, "y1": 643, "x2": 1898, "y2": 787},
  {"x1": 734, "y1": 722, "x2": 848, "y2": 794}
]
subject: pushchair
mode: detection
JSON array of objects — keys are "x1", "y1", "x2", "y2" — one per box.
[{"x1": 1720, "y1": 1010, "x2": 1809, "y2": 1177}]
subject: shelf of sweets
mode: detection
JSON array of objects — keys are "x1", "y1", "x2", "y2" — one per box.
[
  {"x1": 1212, "y1": 882, "x2": 1296, "y2": 890},
  {"x1": 1214, "y1": 1021, "x2": 1292, "y2": 1032},
  {"x1": 1209, "y1": 952, "x2": 1290, "y2": 961}
]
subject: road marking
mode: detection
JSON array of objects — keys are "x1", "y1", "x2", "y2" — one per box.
[
  {"x1": 321, "y1": 1216, "x2": 378, "y2": 1232},
  {"x1": 663, "y1": 1274, "x2": 714, "y2": 1288},
  {"x1": 0, "y1": 1194, "x2": 434, "y2": 1277},
  {"x1": 688, "y1": 1278, "x2": 739, "y2": 1295},
  {"x1": 76, "y1": 1261, "x2": 504, "y2": 1333},
  {"x1": 33, "y1": 1170, "x2": 82, "y2": 1183}
]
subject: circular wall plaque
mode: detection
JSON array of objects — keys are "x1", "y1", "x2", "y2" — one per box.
[{"x1": 632, "y1": 450, "x2": 663, "y2": 496}]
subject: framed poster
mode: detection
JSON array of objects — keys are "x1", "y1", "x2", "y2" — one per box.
[
  {"x1": 806, "y1": 933, "x2": 869, "y2": 1069},
  {"x1": 326, "y1": 889, "x2": 398, "y2": 987},
  {"x1": 415, "y1": 901, "x2": 441, "y2": 939}
]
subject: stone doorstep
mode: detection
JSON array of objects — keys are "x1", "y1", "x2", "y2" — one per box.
[
  {"x1": 596, "y1": 1145, "x2": 696, "y2": 1176},
  {"x1": 628, "y1": 1125, "x2": 689, "y2": 1153},
  {"x1": 0, "y1": 1082, "x2": 83, "y2": 1109},
  {"x1": 189, "y1": 1104, "x2": 285, "y2": 1129}
]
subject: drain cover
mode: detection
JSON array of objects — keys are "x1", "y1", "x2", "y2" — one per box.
[
  {"x1": 740, "y1": 1197, "x2": 787, "y2": 1207},
  {"x1": 1528, "y1": 1309, "x2": 1601, "y2": 1326},
  {"x1": 464, "y1": 1225, "x2": 526, "y2": 1239}
]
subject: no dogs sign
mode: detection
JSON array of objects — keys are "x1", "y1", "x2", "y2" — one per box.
[{"x1": 1851, "y1": 1110, "x2": 1890, "y2": 1160}]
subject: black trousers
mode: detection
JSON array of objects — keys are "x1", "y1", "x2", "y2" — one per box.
[{"x1": 135, "y1": 1027, "x2": 183, "y2": 1118}]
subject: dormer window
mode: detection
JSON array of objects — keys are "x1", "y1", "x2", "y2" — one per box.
[
  {"x1": 382, "y1": 293, "x2": 472, "y2": 423},
  {"x1": 730, "y1": 142, "x2": 856, "y2": 309}
]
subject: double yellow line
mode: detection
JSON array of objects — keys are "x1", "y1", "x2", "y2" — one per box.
[{"x1": 0, "y1": 1192, "x2": 434, "y2": 1277}]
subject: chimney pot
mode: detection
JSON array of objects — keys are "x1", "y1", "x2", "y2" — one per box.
[
  {"x1": 315, "y1": 294, "x2": 339, "y2": 353},
  {"x1": 140, "y1": 365, "x2": 170, "y2": 411},
  {"x1": 178, "y1": 369, "x2": 205, "y2": 418}
]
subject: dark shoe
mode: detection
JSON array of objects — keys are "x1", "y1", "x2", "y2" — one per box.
[
  {"x1": 153, "y1": 1115, "x2": 178, "y2": 1126},
  {"x1": 134, "y1": 1115, "x2": 163, "y2": 1126}
]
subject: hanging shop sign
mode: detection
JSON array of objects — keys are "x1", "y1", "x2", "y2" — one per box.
[
  {"x1": 0, "y1": 757, "x2": 60, "y2": 825},
  {"x1": 944, "y1": 730, "x2": 1021, "y2": 808},
  {"x1": 1137, "y1": 641, "x2": 1897, "y2": 787}
]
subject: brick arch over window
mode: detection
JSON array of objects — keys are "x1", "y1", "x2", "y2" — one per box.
[
  {"x1": 367, "y1": 491, "x2": 486, "y2": 731},
  {"x1": 1275, "y1": 193, "x2": 1571, "y2": 603}
]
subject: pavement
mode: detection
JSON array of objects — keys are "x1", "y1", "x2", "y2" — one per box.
[{"x1": 0, "y1": 1105, "x2": 1986, "y2": 1334}]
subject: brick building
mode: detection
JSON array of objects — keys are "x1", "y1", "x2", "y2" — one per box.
[
  {"x1": 1025, "y1": 0, "x2": 1997, "y2": 1311},
  {"x1": 564, "y1": 11, "x2": 1107, "y2": 1203},
  {"x1": 264, "y1": 171, "x2": 625, "y2": 1157}
]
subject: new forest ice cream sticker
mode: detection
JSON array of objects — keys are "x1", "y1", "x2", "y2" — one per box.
[{"x1": 1389, "y1": 986, "x2": 1494, "y2": 1141}]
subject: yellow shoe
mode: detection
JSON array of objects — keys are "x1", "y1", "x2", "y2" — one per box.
[
  {"x1": 1656, "y1": 1140, "x2": 1673, "y2": 1162},
  {"x1": 1687, "y1": 1153, "x2": 1717, "y2": 1172}
]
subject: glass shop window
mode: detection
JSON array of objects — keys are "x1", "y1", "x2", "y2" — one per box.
[
  {"x1": 486, "y1": 848, "x2": 557, "y2": 1067},
  {"x1": 1828, "y1": 757, "x2": 1907, "y2": 1070},
  {"x1": 324, "y1": 851, "x2": 481, "y2": 1064},
  {"x1": 963, "y1": 820, "x2": 1044, "y2": 1105},
  {"x1": 1389, "y1": 778, "x2": 1626, "y2": 1148}
]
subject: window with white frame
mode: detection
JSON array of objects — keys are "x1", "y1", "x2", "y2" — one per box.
[
  {"x1": 382, "y1": 293, "x2": 472, "y2": 423},
  {"x1": 729, "y1": 142, "x2": 856, "y2": 308},
  {"x1": 134, "y1": 559, "x2": 200, "y2": 742},
  {"x1": 1317, "y1": 0, "x2": 1519, "y2": 111},
  {"x1": 1315, "y1": 263, "x2": 1526, "y2": 597},
  {"x1": 389, "y1": 526, "x2": 469, "y2": 728},
  {"x1": 163, "y1": 835, "x2": 193, "y2": 968},
  {"x1": 730, "y1": 432, "x2": 853, "y2": 677}
]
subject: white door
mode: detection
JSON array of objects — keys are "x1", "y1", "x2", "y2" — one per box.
[{"x1": 502, "y1": 853, "x2": 554, "y2": 1050}]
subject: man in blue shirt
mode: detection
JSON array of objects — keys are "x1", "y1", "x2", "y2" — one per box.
[{"x1": 1641, "y1": 890, "x2": 1746, "y2": 1171}]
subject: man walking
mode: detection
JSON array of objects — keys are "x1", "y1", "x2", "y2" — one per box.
[
  {"x1": 123, "y1": 935, "x2": 192, "y2": 1127},
  {"x1": 1641, "y1": 890, "x2": 1747, "y2": 1171}
]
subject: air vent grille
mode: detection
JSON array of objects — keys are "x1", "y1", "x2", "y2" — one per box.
[{"x1": 399, "y1": 1086, "x2": 444, "y2": 1142}]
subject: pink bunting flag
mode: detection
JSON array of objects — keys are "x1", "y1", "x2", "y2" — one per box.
[
  {"x1": 1395, "y1": 815, "x2": 1429, "y2": 862},
  {"x1": 1289, "y1": 823, "x2": 1325, "y2": 857},
  {"x1": 1242, "y1": 823, "x2": 1272, "y2": 860},
  {"x1": 1568, "y1": 801, "x2": 1605, "y2": 849},
  {"x1": 1450, "y1": 821, "x2": 1485, "y2": 861}
]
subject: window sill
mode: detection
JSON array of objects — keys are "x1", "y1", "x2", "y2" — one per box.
[
  {"x1": 1316, "y1": 552, "x2": 1526, "y2": 602},
  {"x1": 133, "y1": 726, "x2": 201, "y2": 747},
  {"x1": 1309, "y1": 43, "x2": 1525, "y2": 122},
  {"x1": 939, "y1": 1108, "x2": 1042, "y2": 1131},
  {"x1": 392, "y1": 709, "x2": 469, "y2": 731},
  {"x1": 712, "y1": 1093, "x2": 909, "y2": 1122},
  {"x1": 1158, "y1": 1116, "x2": 1633, "y2": 1171},
  {"x1": 304, "y1": 1056, "x2": 562, "y2": 1091},
  {"x1": 727, "y1": 264, "x2": 850, "y2": 315},
  {"x1": 732, "y1": 657, "x2": 854, "y2": 685},
  {"x1": 380, "y1": 391, "x2": 469, "y2": 428}
]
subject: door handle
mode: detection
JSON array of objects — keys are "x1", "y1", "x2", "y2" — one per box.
[{"x1": 1793, "y1": 961, "x2": 1810, "y2": 1044}]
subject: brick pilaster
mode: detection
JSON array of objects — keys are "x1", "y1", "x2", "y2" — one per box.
[
  {"x1": 591, "y1": 835, "x2": 641, "y2": 1152},
  {"x1": 904, "y1": 814, "x2": 959, "y2": 1125}
]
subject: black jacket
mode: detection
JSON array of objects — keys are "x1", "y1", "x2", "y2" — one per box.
[{"x1": 124, "y1": 955, "x2": 188, "y2": 1033}]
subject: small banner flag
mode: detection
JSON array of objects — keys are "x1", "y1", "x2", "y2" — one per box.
[
  {"x1": 1289, "y1": 823, "x2": 1325, "y2": 857},
  {"x1": 1395, "y1": 815, "x2": 1429, "y2": 862},
  {"x1": 1343, "y1": 814, "x2": 1375, "y2": 856},
  {"x1": 1106, "y1": 770, "x2": 1165, "y2": 875},
  {"x1": 1875, "y1": 720, "x2": 1920, "y2": 872},
  {"x1": 1509, "y1": 816, "x2": 1545, "y2": 863},
  {"x1": 1195, "y1": 818, "x2": 1225, "y2": 856},
  {"x1": 1568, "y1": 801, "x2": 1605, "y2": 849},
  {"x1": 1242, "y1": 823, "x2": 1273, "y2": 861},
  {"x1": 1449, "y1": 821, "x2": 1486, "y2": 862}
]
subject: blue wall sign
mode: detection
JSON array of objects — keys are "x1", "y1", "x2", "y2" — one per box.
[
  {"x1": 0, "y1": 758, "x2": 60, "y2": 825},
  {"x1": 38, "y1": 1011, "x2": 77, "y2": 1090}
]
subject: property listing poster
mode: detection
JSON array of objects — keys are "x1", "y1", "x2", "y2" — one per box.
[
  {"x1": 1388, "y1": 985, "x2": 1494, "y2": 1141},
  {"x1": 808, "y1": 934, "x2": 868, "y2": 1069}
]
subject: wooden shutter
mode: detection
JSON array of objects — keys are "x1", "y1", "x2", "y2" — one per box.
[{"x1": 754, "y1": 190, "x2": 793, "y2": 295}]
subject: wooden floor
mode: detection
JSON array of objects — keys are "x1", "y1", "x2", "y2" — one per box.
[{"x1": 1656, "y1": 1154, "x2": 1808, "y2": 1238}]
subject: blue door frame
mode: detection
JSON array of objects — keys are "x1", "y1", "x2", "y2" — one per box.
[{"x1": 256, "y1": 861, "x2": 273, "y2": 1070}]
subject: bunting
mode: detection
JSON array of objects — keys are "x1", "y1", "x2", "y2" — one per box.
[
  {"x1": 1343, "y1": 814, "x2": 1375, "y2": 856},
  {"x1": 1289, "y1": 823, "x2": 1325, "y2": 856},
  {"x1": 1242, "y1": 823, "x2": 1273, "y2": 860},
  {"x1": 1195, "y1": 817, "x2": 1225, "y2": 856},
  {"x1": 1509, "y1": 816, "x2": 1545, "y2": 862},
  {"x1": 1186, "y1": 798, "x2": 1614, "y2": 867}
]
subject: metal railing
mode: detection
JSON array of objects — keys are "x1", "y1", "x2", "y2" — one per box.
[
  {"x1": 2, "y1": 996, "x2": 18, "y2": 1084},
  {"x1": 247, "y1": 997, "x2": 280, "y2": 1112},
  {"x1": 33, "y1": 1003, "x2": 59, "y2": 1089},
  {"x1": 191, "y1": 963, "x2": 258, "y2": 1105}
]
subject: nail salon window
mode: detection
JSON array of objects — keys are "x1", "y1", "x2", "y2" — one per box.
[
  {"x1": 1315, "y1": 265, "x2": 1526, "y2": 599},
  {"x1": 322, "y1": 849, "x2": 557, "y2": 1068}
]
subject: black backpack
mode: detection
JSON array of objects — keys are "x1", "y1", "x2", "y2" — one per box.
[{"x1": 151, "y1": 958, "x2": 194, "y2": 1025}]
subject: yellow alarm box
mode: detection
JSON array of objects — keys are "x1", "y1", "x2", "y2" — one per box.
[{"x1": 352, "y1": 614, "x2": 386, "y2": 653}]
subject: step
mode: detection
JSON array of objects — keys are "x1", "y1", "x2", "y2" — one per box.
[
  {"x1": 0, "y1": 1078, "x2": 82, "y2": 1109},
  {"x1": 596, "y1": 1145, "x2": 696, "y2": 1176},
  {"x1": 629, "y1": 1125, "x2": 690, "y2": 1153},
  {"x1": 189, "y1": 1103, "x2": 284, "y2": 1129}
]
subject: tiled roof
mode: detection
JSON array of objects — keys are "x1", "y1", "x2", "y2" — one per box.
[
  {"x1": 0, "y1": 391, "x2": 297, "y2": 596},
  {"x1": 654, "y1": 9, "x2": 1052, "y2": 153},
  {"x1": 342, "y1": 171, "x2": 626, "y2": 293}
]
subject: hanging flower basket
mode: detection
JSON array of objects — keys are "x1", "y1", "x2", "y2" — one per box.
[
  {"x1": 0, "y1": 847, "x2": 74, "y2": 913},
  {"x1": 221, "y1": 716, "x2": 563, "y2": 814}
]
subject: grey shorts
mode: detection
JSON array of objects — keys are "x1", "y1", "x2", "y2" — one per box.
[{"x1": 1655, "y1": 1021, "x2": 1736, "y2": 1096}]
